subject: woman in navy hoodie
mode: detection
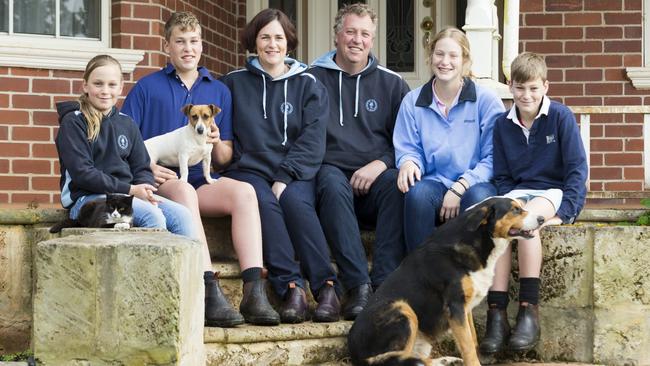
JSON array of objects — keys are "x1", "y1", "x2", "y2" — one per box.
[{"x1": 220, "y1": 9, "x2": 339, "y2": 323}]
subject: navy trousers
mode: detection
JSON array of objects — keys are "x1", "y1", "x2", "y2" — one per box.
[
  {"x1": 224, "y1": 170, "x2": 337, "y2": 299},
  {"x1": 316, "y1": 164, "x2": 405, "y2": 290}
]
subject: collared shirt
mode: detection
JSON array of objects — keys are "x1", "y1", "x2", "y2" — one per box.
[
  {"x1": 431, "y1": 79, "x2": 462, "y2": 118},
  {"x1": 122, "y1": 63, "x2": 233, "y2": 142},
  {"x1": 506, "y1": 95, "x2": 551, "y2": 142}
]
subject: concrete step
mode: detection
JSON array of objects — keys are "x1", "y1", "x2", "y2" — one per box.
[{"x1": 204, "y1": 321, "x2": 351, "y2": 365}]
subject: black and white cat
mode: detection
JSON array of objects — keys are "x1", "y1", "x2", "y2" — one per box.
[{"x1": 49, "y1": 194, "x2": 134, "y2": 233}]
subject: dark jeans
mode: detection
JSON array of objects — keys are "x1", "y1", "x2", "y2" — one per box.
[
  {"x1": 316, "y1": 164, "x2": 405, "y2": 290},
  {"x1": 403, "y1": 180, "x2": 497, "y2": 252},
  {"x1": 224, "y1": 170, "x2": 337, "y2": 298}
]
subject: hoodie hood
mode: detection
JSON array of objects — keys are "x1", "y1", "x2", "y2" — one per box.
[
  {"x1": 244, "y1": 56, "x2": 310, "y2": 145},
  {"x1": 311, "y1": 50, "x2": 378, "y2": 126},
  {"x1": 56, "y1": 101, "x2": 81, "y2": 124}
]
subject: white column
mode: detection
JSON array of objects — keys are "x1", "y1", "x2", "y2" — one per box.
[
  {"x1": 463, "y1": 0, "x2": 497, "y2": 79},
  {"x1": 502, "y1": 0, "x2": 520, "y2": 81}
]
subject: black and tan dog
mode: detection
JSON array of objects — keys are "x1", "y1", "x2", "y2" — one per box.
[{"x1": 347, "y1": 197, "x2": 545, "y2": 366}]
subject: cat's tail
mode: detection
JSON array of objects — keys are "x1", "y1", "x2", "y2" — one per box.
[{"x1": 49, "y1": 218, "x2": 81, "y2": 233}]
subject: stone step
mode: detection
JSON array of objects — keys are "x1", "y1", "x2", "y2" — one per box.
[{"x1": 204, "y1": 321, "x2": 352, "y2": 365}]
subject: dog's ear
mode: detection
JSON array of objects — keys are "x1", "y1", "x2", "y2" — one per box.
[
  {"x1": 209, "y1": 104, "x2": 221, "y2": 117},
  {"x1": 466, "y1": 205, "x2": 491, "y2": 231},
  {"x1": 182, "y1": 104, "x2": 193, "y2": 116}
]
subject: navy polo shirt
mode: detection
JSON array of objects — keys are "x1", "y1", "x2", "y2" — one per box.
[{"x1": 122, "y1": 63, "x2": 233, "y2": 187}]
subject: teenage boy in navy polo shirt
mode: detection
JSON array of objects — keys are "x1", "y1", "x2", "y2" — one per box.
[
  {"x1": 122, "y1": 11, "x2": 280, "y2": 327},
  {"x1": 481, "y1": 52, "x2": 587, "y2": 355}
]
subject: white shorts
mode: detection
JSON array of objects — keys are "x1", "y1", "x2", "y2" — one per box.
[{"x1": 503, "y1": 188, "x2": 563, "y2": 214}]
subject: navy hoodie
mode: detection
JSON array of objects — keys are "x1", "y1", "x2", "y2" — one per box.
[
  {"x1": 55, "y1": 101, "x2": 153, "y2": 208},
  {"x1": 310, "y1": 51, "x2": 410, "y2": 171},
  {"x1": 220, "y1": 57, "x2": 329, "y2": 184}
]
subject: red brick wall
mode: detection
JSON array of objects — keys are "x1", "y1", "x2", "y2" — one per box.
[
  {"x1": 520, "y1": 0, "x2": 648, "y2": 193},
  {"x1": 0, "y1": 0, "x2": 246, "y2": 205}
]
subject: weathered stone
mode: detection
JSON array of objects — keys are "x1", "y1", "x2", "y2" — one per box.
[
  {"x1": 206, "y1": 337, "x2": 348, "y2": 366},
  {"x1": 203, "y1": 217, "x2": 237, "y2": 261},
  {"x1": 593, "y1": 226, "x2": 650, "y2": 307},
  {"x1": 0, "y1": 226, "x2": 32, "y2": 354},
  {"x1": 594, "y1": 305, "x2": 650, "y2": 366},
  {"x1": 33, "y1": 231, "x2": 204, "y2": 366},
  {"x1": 539, "y1": 225, "x2": 593, "y2": 308}
]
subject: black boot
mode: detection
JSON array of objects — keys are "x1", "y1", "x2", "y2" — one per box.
[
  {"x1": 342, "y1": 283, "x2": 372, "y2": 320},
  {"x1": 508, "y1": 303, "x2": 540, "y2": 352},
  {"x1": 205, "y1": 273, "x2": 245, "y2": 327},
  {"x1": 240, "y1": 278, "x2": 280, "y2": 325},
  {"x1": 280, "y1": 282, "x2": 308, "y2": 324},
  {"x1": 479, "y1": 306, "x2": 511, "y2": 355},
  {"x1": 313, "y1": 281, "x2": 340, "y2": 322}
]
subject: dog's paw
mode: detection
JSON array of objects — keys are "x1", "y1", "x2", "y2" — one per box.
[
  {"x1": 431, "y1": 356, "x2": 464, "y2": 366},
  {"x1": 114, "y1": 223, "x2": 131, "y2": 230},
  {"x1": 205, "y1": 177, "x2": 216, "y2": 184}
]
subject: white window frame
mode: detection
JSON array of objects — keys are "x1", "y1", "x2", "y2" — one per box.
[
  {"x1": 0, "y1": 0, "x2": 143, "y2": 73},
  {"x1": 626, "y1": 0, "x2": 650, "y2": 89}
]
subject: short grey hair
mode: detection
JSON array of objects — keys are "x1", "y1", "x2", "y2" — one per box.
[{"x1": 333, "y1": 3, "x2": 377, "y2": 36}]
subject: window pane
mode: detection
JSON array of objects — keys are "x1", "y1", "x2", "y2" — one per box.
[
  {"x1": 386, "y1": 0, "x2": 414, "y2": 72},
  {"x1": 61, "y1": 0, "x2": 100, "y2": 38},
  {"x1": 268, "y1": 0, "x2": 297, "y2": 26},
  {"x1": 14, "y1": 0, "x2": 55, "y2": 35},
  {"x1": 0, "y1": 0, "x2": 8, "y2": 32}
]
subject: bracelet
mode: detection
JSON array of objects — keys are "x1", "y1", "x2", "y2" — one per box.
[
  {"x1": 449, "y1": 187, "x2": 463, "y2": 198},
  {"x1": 457, "y1": 179, "x2": 468, "y2": 191}
]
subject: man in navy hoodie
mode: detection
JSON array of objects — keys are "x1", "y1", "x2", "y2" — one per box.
[{"x1": 310, "y1": 3, "x2": 410, "y2": 320}]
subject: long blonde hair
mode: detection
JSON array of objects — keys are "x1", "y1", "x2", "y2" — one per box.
[
  {"x1": 79, "y1": 54, "x2": 123, "y2": 141},
  {"x1": 426, "y1": 27, "x2": 473, "y2": 79}
]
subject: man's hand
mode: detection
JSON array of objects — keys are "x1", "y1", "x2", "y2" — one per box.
[
  {"x1": 150, "y1": 162, "x2": 178, "y2": 186},
  {"x1": 350, "y1": 160, "x2": 387, "y2": 196},
  {"x1": 272, "y1": 181, "x2": 287, "y2": 201},
  {"x1": 207, "y1": 123, "x2": 221, "y2": 144},
  {"x1": 397, "y1": 160, "x2": 421, "y2": 193},
  {"x1": 129, "y1": 183, "x2": 160, "y2": 205}
]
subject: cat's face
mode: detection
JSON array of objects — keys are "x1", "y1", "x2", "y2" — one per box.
[{"x1": 105, "y1": 194, "x2": 133, "y2": 223}]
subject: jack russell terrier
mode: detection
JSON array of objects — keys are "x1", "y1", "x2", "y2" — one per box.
[{"x1": 145, "y1": 104, "x2": 220, "y2": 184}]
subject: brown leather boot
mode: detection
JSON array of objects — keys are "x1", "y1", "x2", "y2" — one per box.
[
  {"x1": 313, "y1": 280, "x2": 340, "y2": 322},
  {"x1": 240, "y1": 278, "x2": 280, "y2": 325},
  {"x1": 280, "y1": 282, "x2": 308, "y2": 324},
  {"x1": 205, "y1": 273, "x2": 244, "y2": 327},
  {"x1": 508, "y1": 303, "x2": 540, "y2": 352},
  {"x1": 479, "y1": 306, "x2": 511, "y2": 354}
]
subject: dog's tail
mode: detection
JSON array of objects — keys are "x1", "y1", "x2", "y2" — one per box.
[{"x1": 49, "y1": 218, "x2": 81, "y2": 233}]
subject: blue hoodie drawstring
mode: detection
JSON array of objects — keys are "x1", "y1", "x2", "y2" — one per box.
[
  {"x1": 282, "y1": 79, "x2": 288, "y2": 146},
  {"x1": 262, "y1": 74, "x2": 268, "y2": 119},
  {"x1": 354, "y1": 74, "x2": 361, "y2": 117}
]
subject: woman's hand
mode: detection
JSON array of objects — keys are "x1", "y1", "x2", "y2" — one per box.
[
  {"x1": 129, "y1": 183, "x2": 160, "y2": 205},
  {"x1": 150, "y1": 162, "x2": 178, "y2": 186},
  {"x1": 397, "y1": 160, "x2": 421, "y2": 193},
  {"x1": 272, "y1": 181, "x2": 287, "y2": 201},
  {"x1": 440, "y1": 190, "x2": 461, "y2": 222}
]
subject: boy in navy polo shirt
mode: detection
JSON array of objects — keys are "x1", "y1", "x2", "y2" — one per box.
[
  {"x1": 122, "y1": 12, "x2": 280, "y2": 327},
  {"x1": 481, "y1": 52, "x2": 587, "y2": 355}
]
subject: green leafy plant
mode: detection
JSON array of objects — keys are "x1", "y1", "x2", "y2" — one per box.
[
  {"x1": 0, "y1": 350, "x2": 33, "y2": 361},
  {"x1": 637, "y1": 198, "x2": 650, "y2": 226}
]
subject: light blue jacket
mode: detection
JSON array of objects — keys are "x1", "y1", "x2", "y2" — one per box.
[{"x1": 393, "y1": 77, "x2": 504, "y2": 187}]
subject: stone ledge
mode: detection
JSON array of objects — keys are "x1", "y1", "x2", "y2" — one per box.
[{"x1": 204, "y1": 321, "x2": 351, "y2": 344}]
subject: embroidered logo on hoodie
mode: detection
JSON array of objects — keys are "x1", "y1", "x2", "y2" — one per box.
[
  {"x1": 280, "y1": 102, "x2": 294, "y2": 115},
  {"x1": 118, "y1": 135, "x2": 129, "y2": 150},
  {"x1": 365, "y1": 99, "x2": 378, "y2": 112},
  {"x1": 546, "y1": 134, "x2": 556, "y2": 144}
]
